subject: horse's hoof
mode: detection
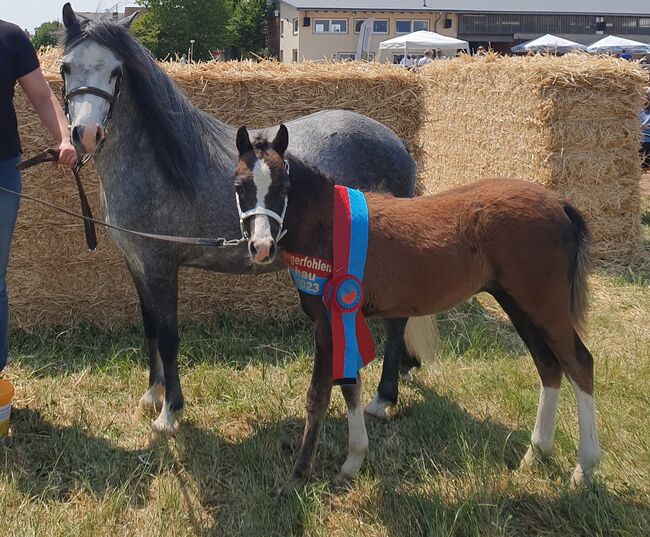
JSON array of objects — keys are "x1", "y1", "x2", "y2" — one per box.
[
  {"x1": 275, "y1": 478, "x2": 304, "y2": 499},
  {"x1": 519, "y1": 444, "x2": 552, "y2": 469},
  {"x1": 332, "y1": 472, "x2": 354, "y2": 492},
  {"x1": 364, "y1": 394, "x2": 391, "y2": 420},
  {"x1": 570, "y1": 464, "x2": 594, "y2": 488},
  {"x1": 138, "y1": 384, "x2": 165, "y2": 415}
]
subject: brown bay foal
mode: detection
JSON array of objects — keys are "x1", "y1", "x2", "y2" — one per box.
[{"x1": 234, "y1": 125, "x2": 601, "y2": 491}]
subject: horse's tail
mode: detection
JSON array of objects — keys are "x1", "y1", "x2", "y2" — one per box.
[
  {"x1": 563, "y1": 202, "x2": 592, "y2": 336},
  {"x1": 404, "y1": 315, "x2": 439, "y2": 365}
]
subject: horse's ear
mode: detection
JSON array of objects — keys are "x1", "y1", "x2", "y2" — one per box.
[
  {"x1": 121, "y1": 11, "x2": 140, "y2": 29},
  {"x1": 236, "y1": 126, "x2": 253, "y2": 156},
  {"x1": 273, "y1": 124, "x2": 289, "y2": 156},
  {"x1": 62, "y1": 2, "x2": 83, "y2": 39},
  {"x1": 62, "y1": 3, "x2": 79, "y2": 29}
]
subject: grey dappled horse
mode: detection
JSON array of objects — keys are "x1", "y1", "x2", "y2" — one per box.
[{"x1": 59, "y1": 4, "x2": 436, "y2": 438}]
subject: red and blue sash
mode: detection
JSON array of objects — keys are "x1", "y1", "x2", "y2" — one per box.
[{"x1": 282, "y1": 186, "x2": 375, "y2": 385}]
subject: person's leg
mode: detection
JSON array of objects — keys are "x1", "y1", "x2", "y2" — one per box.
[
  {"x1": 642, "y1": 141, "x2": 650, "y2": 169},
  {"x1": 0, "y1": 155, "x2": 22, "y2": 371}
]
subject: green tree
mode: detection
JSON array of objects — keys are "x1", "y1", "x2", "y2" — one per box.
[
  {"x1": 32, "y1": 20, "x2": 62, "y2": 49},
  {"x1": 130, "y1": 9, "x2": 161, "y2": 54},
  {"x1": 226, "y1": 0, "x2": 272, "y2": 58},
  {"x1": 136, "y1": 0, "x2": 231, "y2": 60}
]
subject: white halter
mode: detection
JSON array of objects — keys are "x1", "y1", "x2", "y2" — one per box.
[{"x1": 235, "y1": 159, "x2": 290, "y2": 243}]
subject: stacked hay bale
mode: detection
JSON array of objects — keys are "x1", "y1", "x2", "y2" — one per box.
[
  {"x1": 10, "y1": 58, "x2": 425, "y2": 329},
  {"x1": 9, "y1": 52, "x2": 647, "y2": 329},
  {"x1": 419, "y1": 53, "x2": 648, "y2": 265}
]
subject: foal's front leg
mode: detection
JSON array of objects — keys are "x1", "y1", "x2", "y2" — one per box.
[
  {"x1": 338, "y1": 375, "x2": 368, "y2": 483},
  {"x1": 283, "y1": 300, "x2": 334, "y2": 491}
]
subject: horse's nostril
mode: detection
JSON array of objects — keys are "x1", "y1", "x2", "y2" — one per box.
[
  {"x1": 269, "y1": 241, "x2": 277, "y2": 258},
  {"x1": 96, "y1": 127, "x2": 105, "y2": 145},
  {"x1": 71, "y1": 126, "x2": 82, "y2": 144},
  {"x1": 249, "y1": 242, "x2": 257, "y2": 257}
]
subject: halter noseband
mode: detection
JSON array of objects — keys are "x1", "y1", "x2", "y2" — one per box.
[
  {"x1": 61, "y1": 68, "x2": 122, "y2": 153},
  {"x1": 235, "y1": 159, "x2": 291, "y2": 244}
]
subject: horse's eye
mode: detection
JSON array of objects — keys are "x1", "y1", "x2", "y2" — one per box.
[
  {"x1": 110, "y1": 68, "x2": 123, "y2": 80},
  {"x1": 282, "y1": 183, "x2": 291, "y2": 195},
  {"x1": 60, "y1": 63, "x2": 71, "y2": 75},
  {"x1": 234, "y1": 183, "x2": 244, "y2": 195}
]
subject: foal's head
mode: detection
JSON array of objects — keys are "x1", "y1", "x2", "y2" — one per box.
[{"x1": 235, "y1": 125, "x2": 290, "y2": 265}]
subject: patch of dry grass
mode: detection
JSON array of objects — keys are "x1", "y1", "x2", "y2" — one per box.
[{"x1": 1, "y1": 243, "x2": 649, "y2": 536}]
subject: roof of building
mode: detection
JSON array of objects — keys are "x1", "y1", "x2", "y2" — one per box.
[{"x1": 280, "y1": 1, "x2": 650, "y2": 16}]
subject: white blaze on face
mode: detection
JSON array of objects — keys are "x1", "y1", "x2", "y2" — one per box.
[{"x1": 249, "y1": 158, "x2": 275, "y2": 262}]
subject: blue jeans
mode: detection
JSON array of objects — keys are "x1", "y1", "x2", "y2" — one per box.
[{"x1": 0, "y1": 155, "x2": 21, "y2": 371}]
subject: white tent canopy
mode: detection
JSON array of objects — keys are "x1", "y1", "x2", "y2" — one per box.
[
  {"x1": 378, "y1": 31, "x2": 469, "y2": 62},
  {"x1": 511, "y1": 34, "x2": 587, "y2": 54},
  {"x1": 587, "y1": 35, "x2": 650, "y2": 54}
]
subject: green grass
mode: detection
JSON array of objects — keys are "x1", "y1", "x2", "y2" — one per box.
[{"x1": 1, "y1": 240, "x2": 649, "y2": 536}]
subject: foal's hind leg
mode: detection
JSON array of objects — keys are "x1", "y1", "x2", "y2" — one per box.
[
  {"x1": 492, "y1": 291, "x2": 563, "y2": 466},
  {"x1": 366, "y1": 318, "x2": 407, "y2": 419},
  {"x1": 338, "y1": 376, "x2": 368, "y2": 483},
  {"x1": 550, "y1": 330, "x2": 601, "y2": 485}
]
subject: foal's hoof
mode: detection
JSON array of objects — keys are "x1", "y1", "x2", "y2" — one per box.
[
  {"x1": 275, "y1": 477, "x2": 305, "y2": 499},
  {"x1": 364, "y1": 394, "x2": 392, "y2": 420},
  {"x1": 519, "y1": 444, "x2": 551, "y2": 469},
  {"x1": 570, "y1": 464, "x2": 595, "y2": 488}
]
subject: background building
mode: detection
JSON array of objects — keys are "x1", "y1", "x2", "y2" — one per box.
[{"x1": 275, "y1": 1, "x2": 650, "y2": 62}]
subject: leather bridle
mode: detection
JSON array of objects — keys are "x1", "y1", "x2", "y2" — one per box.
[{"x1": 61, "y1": 68, "x2": 122, "y2": 153}]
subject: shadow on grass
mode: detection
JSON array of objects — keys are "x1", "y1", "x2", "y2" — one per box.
[
  {"x1": 0, "y1": 384, "x2": 542, "y2": 536},
  {"x1": 9, "y1": 315, "x2": 315, "y2": 377}
]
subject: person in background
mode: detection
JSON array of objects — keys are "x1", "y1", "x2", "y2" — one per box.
[
  {"x1": 399, "y1": 54, "x2": 415, "y2": 68},
  {"x1": 619, "y1": 49, "x2": 632, "y2": 60},
  {"x1": 416, "y1": 49, "x2": 434, "y2": 68},
  {"x1": 641, "y1": 88, "x2": 650, "y2": 169},
  {"x1": 179, "y1": 53, "x2": 187, "y2": 64},
  {"x1": 476, "y1": 45, "x2": 487, "y2": 56},
  {"x1": 0, "y1": 19, "x2": 76, "y2": 371}
]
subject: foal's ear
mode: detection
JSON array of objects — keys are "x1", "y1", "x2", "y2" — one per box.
[
  {"x1": 272, "y1": 124, "x2": 289, "y2": 156},
  {"x1": 120, "y1": 10, "x2": 140, "y2": 29},
  {"x1": 236, "y1": 126, "x2": 253, "y2": 156},
  {"x1": 62, "y1": 3, "x2": 80, "y2": 30}
]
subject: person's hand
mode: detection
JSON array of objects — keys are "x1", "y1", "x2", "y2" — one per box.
[{"x1": 57, "y1": 140, "x2": 77, "y2": 167}]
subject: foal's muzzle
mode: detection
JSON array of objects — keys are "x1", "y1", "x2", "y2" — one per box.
[{"x1": 249, "y1": 238, "x2": 277, "y2": 264}]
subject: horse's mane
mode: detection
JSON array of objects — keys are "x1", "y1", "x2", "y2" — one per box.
[{"x1": 64, "y1": 20, "x2": 232, "y2": 196}]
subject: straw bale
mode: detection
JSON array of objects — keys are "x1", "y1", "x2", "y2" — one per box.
[
  {"x1": 9, "y1": 52, "x2": 647, "y2": 329},
  {"x1": 10, "y1": 57, "x2": 426, "y2": 329},
  {"x1": 418, "y1": 53, "x2": 647, "y2": 265}
]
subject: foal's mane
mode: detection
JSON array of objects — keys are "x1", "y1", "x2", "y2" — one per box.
[{"x1": 64, "y1": 20, "x2": 232, "y2": 196}]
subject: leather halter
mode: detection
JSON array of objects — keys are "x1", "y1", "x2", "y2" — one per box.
[{"x1": 61, "y1": 69, "x2": 122, "y2": 152}]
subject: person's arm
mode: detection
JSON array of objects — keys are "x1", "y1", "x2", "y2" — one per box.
[{"x1": 18, "y1": 68, "x2": 77, "y2": 167}]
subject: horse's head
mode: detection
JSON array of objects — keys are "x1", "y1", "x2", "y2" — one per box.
[
  {"x1": 60, "y1": 3, "x2": 138, "y2": 155},
  {"x1": 235, "y1": 125, "x2": 290, "y2": 265}
]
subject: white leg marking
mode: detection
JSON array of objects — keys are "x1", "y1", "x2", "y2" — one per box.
[
  {"x1": 569, "y1": 377, "x2": 601, "y2": 484},
  {"x1": 364, "y1": 392, "x2": 392, "y2": 419},
  {"x1": 339, "y1": 405, "x2": 368, "y2": 479},
  {"x1": 151, "y1": 399, "x2": 182, "y2": 438},
  {"x1": 139, "y1": 383, "x2": 165, "y2": 411},
  {"x1": 521, "y1": 385, "x2": 560, "y2": 466}
]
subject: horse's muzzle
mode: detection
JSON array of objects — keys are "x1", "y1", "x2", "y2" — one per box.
[
  {"x1": 249, "y1": 238, "x2": 276, "y2": 265},
  {"x1": 71, "y1": 124, "x2": 105, "y2": 155}
]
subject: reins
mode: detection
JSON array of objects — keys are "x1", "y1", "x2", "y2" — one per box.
[{"x1": 0, "y1": 148, "x2": 249, "y2": 250}]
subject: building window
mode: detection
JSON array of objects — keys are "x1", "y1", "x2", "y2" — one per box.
[
  {"x1": 279, "y1": 49, "x2": 284, "y2": 62},
  {"x1": 281, "y1": 19, "x2": 285, "y2": 38},
  {"x1": 395, "y1": 20, "x2": 429, "y2": 34},
  {"x1": 354, "y1": 19, "x2": 389, "y2": 34},
  {"x1": 293, "y1": 18, "x2": 299, "y2": 34},
  {"x1": 292, "y1": 49, "x2": 298, "y2": 62},
  {"x1": 314, "y1": 19, "x2": 348, "y2": 33},
  {"x1": 337, "y1": 52, "x2": 356, "y2": 61}
]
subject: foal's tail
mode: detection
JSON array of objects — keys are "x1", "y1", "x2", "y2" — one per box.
[
  {"x1": 563, "y1": 202, "x2": 592, "y2": 336},
  {"x1": 404, "y1": 315, "x2": 440, "y2": 364}
]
